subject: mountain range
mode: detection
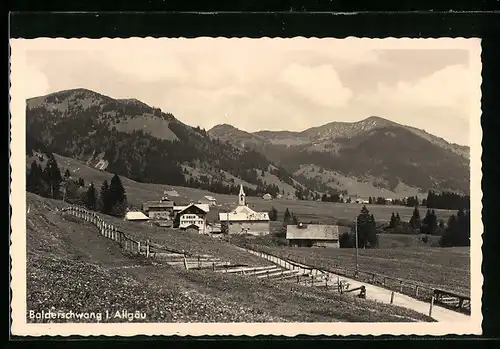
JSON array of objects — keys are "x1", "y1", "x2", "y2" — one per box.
[{"x1": 26, "y1": 88, "x2": 470, "y2": 199}]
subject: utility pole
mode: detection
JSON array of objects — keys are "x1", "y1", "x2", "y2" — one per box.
[
  {"x1": 354, "y1": 214, "x2": 359, "y2": 278},
  {"x1": 226, "y1": 212, "x2": 231, "y2": 244}
]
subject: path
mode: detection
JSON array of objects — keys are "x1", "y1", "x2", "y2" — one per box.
[{"x1": 239, "y1": 246, "x2": 471, "y2": 323}]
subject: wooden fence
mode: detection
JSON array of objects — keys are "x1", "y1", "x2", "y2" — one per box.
[
  {"x1": 244, "y1": 243, "x2": 471, "y2": 315},
  {"x1": 61, "y1": 205, "x2": 199, "y2": 263}
]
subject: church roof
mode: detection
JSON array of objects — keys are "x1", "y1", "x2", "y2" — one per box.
[{"x1": 219, "y1": 205, "x2": 270, "y2": 222}]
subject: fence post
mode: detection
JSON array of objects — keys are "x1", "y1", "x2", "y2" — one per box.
[
  {"x1": 400, "y1": 280, "x2": 403, "y2": 293},
  {"x1": 146, "y1": 240, "x2": 150, "y2": 258},
  {"x1": 416, "y1": 286, "x2": 419, "y2": 297},
  {"x1": 184, "y1": 254, "x2": 189, "y2": 270},
  {"x1": 137, "y1": 241, "x2": 141, "y2": 255},
  {"x1": 390, "y1": 291, "x2": 394, "y2": 304},
  {"x1": 212, "y1": 262, "x2": 216, "y2": 272},
  {"x1": 429, "y1": 296, "x2": 435, "y2": 317},
  {"x1": 198, "y1": 256, "x2": 201, "y2": 269}
]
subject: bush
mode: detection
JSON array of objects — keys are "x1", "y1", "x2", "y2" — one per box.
[{"x1": 339, "y1": 231, "x2": 354, "y2": 248}]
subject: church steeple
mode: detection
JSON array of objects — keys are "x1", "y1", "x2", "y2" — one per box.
[{"x1": 238, "y1": 184, "x2": 246, "y2": 206}]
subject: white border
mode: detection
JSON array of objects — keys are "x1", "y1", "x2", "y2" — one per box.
[{"x1": 10, "y1": 37, "x2": 483, "y2": 336}]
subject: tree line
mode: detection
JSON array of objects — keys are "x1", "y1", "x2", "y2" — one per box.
[{"x1": 27, "y1": 154, "x2": 128, "y2": 218}]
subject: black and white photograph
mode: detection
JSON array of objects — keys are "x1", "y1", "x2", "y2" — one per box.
[{"x1": 10, "y1": 37, "x2": 482, "y2": 336}]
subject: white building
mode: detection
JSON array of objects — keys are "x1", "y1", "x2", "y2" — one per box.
[
  {"x1": 198, "y1": 195, "x2": 217, "y2": 206},
  {"x1": 262, "y1": 193, "x2": 272, "y2": 200},
  {"x1": 219, "y1": 185, "x2": 270, "y2": 236},
  {"x1": 125, "y1": 211, "x2": 150, "y2": 221},
  {"x1": 174, "y1": 203, "x2": 209, "y2": 233}
]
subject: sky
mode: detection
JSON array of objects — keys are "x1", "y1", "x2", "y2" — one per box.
[{"x1": 15, "y1": 38, "x2": 481, "y2": 146}]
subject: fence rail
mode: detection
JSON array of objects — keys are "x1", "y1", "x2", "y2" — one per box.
[{"x1": 244, "y1": 243, "x2": 471, "y2": 315}]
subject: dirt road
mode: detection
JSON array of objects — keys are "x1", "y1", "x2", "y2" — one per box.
[{"x1": 241, "y1": 247, "x2": 470, "y2": 323}]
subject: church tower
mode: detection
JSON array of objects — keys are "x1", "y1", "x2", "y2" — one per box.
[{"x1": 238, "y1": 184, "x2": 246, "y2": 206}]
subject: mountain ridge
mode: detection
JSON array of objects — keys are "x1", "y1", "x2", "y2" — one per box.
[
  {"x1": 26, "y1": 88, "x2": 311, "y2": 199},
  {"x1": 26, "y1": 88, "x2": 470, "y2": 198}
]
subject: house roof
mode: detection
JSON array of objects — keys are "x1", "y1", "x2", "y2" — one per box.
[
  {"x1": 164, "y1": 190, "x2": 179, "y2": 196},
  {"x1": 143, "y1": 201, "x2": 174, "y2": 209},
  {"x1": 125, "y1": 211, "x2": 150, "y2": 221},
  {"x1": 200, "y1": 195, "x2": 216, "y2": 201},
  {"x1": 177, "y1": 203, "x2": 210, "y2": 215},
  {"x1": 174, "y1": 204, "x2": 210, "y2": 213},
  {"x1": 286, "y1": 224, "x2": 346, "y2": 240},
  {"x1": 219, "y1": 205, "x2": 270, "y2": 222}
]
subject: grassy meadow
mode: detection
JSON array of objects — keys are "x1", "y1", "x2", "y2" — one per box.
[
  {"x1": 25, "y1": 192, "x2": 434, "y2": 323},
  {"x1": 51, "y1": 154, "x2": 457, "y2": 225}
]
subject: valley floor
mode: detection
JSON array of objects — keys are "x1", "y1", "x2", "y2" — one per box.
[
  {"x1": 232, "y1": 236, "x2": 470, "y2": 298},
  {"x1": 25, "y1": 192, "x2": 434, "y2": 323}
]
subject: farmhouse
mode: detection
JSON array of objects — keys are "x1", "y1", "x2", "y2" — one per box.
[
  {"x1": 142, "y1": 198, "x2": 175, "y2": 220},
  {"x1": 219, "y1": 185, "x2": 270, "y2": 236},
  {"x1": 355, "y1": 198, "x2": 370, "y2": 204},
  {"x1": 125, "y1": 211, "x2": 150, "y2": 221},
  {"x1": 198, "y1": 195, "x2": 217, "y2": 206},
  {"x1": 164, "y1": 189, "x2": 180, "y2": 197},
  {"x1": 286, "y1": 223, "x2": 347, "y2": 248},
  {"x1": 262, "y1": 193, "x2": 272, "y2": 200},
  {"x1": 173, "y1": 203, "x2": 209, "y2": 233}
]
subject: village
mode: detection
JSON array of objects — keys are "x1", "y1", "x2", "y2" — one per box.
[{"x1": 125, "y1": 184, "x2": 345, "y2": 248}]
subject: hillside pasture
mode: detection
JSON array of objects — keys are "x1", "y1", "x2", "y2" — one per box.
[
  {"x1": 25, "y1": 192, "x2": 434, "y2": 323},
  {"x1": 241, "y1": 242, "x2": 470, "y2": 297},
  {"x1": 51, "y1": 154, "x2": 457, "y2": 225}
]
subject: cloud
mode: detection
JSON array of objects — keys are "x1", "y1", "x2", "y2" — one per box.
[
  {"x1": 20, "y1": 63, "x2": 50, "y2": 99},
  {"x1": 17, "y1": 38, "x2": 480, "y2": 145},
  {"x1": 280, "y1": 63, "x2": 352, "y2": 108},
  {"x1": 358, "y1": 64, "x2": 473, "y2": 115}
]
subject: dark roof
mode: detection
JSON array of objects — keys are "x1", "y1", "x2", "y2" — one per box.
[{"x1": 286, "y1": 224, "x2": 346, "y2": 240}]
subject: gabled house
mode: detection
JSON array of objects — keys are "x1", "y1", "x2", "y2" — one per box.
[
  {"x1": 142, "y1": 199, "x2": 175, "y2": 220},
  {"x1": 198, "y1": 195, "x2": 217, "y2": 206},
  {"x1": 173, "y1": 203, "x2": 209, "y2": 233}
]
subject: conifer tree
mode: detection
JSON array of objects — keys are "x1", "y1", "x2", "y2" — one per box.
[
  {"x1": 268, "y1": 206, "x2": 278, "y2": 221},
  {"x1": 86, "y1": 182, "x2": 97, "y2": 210},
  {"x1": 389, "y1": 212, "x2": 396, "y2": 229},
  {"x1": 109, "y1": 174, "x2": 127, "y2": 217},
  {"x1": 27, "y1": 161, "x2": 44, "y2": 195},
  {"x1": 395, "y1": 212, "x2": 401, "y2": 226},
  {"x1": 283, "y1": 208, "x2": 291, "y2": 225},
  {"x1": 409, "y1": 206, "x2": 421, "y2": 231},
  {"x1": 356, "y1": 206, "x2": 378, "y2": 248},
  {"x1": 99, "y1": 180, "x2": 111, "y2": 214},
  {"x1": 43, "y1": 154, "x2": 63, "y2": 199}
]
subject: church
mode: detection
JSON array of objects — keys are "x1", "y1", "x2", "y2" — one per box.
[{"x1": 219, "y1": 185, "x2": 270, "y2": 236}]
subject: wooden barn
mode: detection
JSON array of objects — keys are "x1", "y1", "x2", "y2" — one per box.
[{"x1": 286, "y1": 223, "x2": 347, "y2": 248}]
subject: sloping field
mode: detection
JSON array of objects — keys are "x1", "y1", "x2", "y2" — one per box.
[
  {"x1": 236, "y1": 240, "x2": 470, "y2": 297},
  {"x1": 99, "y1": 214, "x2": 273, "y2": 268},
  {"x1": 26, "y1": 192, "x2": 434, "y2": 323},
  {"x1": 52, "y1": 153, "x2": 455, "y2": 225}
]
